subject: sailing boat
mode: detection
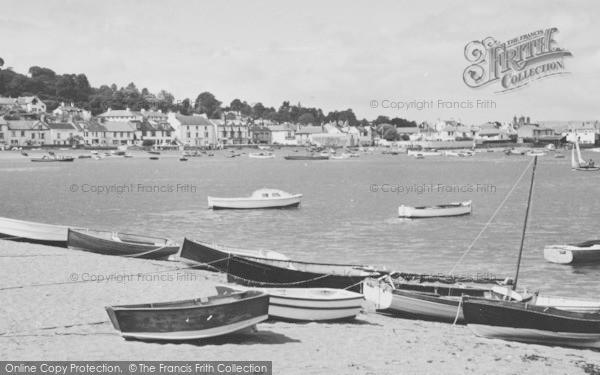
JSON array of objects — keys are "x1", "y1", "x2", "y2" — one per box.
[
  {"x1": 462, "y1": 157, "x2": 600, "y2": 349},
  {"x1": 571, "y1": 135, "x2": 599, "y2": 171}
]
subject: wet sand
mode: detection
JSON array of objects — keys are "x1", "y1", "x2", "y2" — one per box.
[{"x1": 1, "y1": 240, "x2": 599, "y2": 375}]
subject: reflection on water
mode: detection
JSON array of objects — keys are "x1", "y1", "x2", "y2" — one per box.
[{"x1": 1, "y1": 150, "x2": 599, "y2": 297}]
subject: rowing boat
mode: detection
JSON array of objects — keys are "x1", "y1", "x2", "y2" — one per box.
[
  {"x1": 284, "y1": 155, "x2": 329, "y2": 160},
  {"x1": 398, "y1": 201, "x2": 472, "y2": 218},
  {"x1": 106, "y1": 290, "x2": 269, "y2": 341},
  {"x1": 216, "y1": 285, "x2": 364, "y2": 322},
  {"x1": 462, "y1": 297, "x2": 600, "y2": 349},
  {"x1": 0, "y1": 216, "x2": 71, "y2": 247},
  {"x1": 543, "y1": 240, "x2": 600, "y2": 264},
  {"x1": 179, "y1": 238, "x2": 380, "y2": 292},
  {"x1": 67, "y1": 228, "x2": 179, "y2": 259}
]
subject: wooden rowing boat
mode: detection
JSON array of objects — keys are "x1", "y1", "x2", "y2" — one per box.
[
  {"x1": 179, "y1": 238, "x2": 380, "y2": 292},
  {"x1": 207, "y1": 189, "x2": 302, "y2": 210},
  {"x1": 398, "y1": 201, "x2": 472, "y2": 218},
  {"x1": 284, "y1": 155, "x2": 329, "y2": 160},
  {"x1": 67, "y1": 228, "x2": 179, "y2": 259},
  {"x1": 216, "y1": 285, "x2": 364, "y2": 322},
  {"x1": 106, "y1": 290, "x2": 269, "y2": 341},
  {"x1": 0, "y1": 216, "x2": 71, "y2": 247},
  {"x1": 462, "y1": 297, "x2": 600, "y2": 349},
  {"x1": 544, "y1": 240, "x2": 600, "y2": 264}
]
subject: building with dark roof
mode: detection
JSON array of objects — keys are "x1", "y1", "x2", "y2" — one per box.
[{"x1": 167, "y1": 113, "x2": 217, "y2": 146}]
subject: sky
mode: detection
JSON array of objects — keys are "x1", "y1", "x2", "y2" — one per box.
[{"x1": 1, "y1": 0, "x2": 599, "y2": 124}]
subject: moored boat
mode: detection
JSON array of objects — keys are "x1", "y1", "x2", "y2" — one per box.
[
  {"x1": 249, "y1": 152, "x2": 275, "y2": 159},
  {"x1": 407, "y1": 150, "x2": 442, "y2": 156},
  {"x1": 462, "y1": 297, "x2": 600, "y2": 349},
  {"x1": 67, "y1": 228, "x2": 179, "y2": 259},
  {"x1": 398, "y1": 201, "x2": 472, "y2": 218},
  {"x1": 0, "y1": 216, "x2": 72, "y2": 247},
  {"x1": 106, "y1": 290, "x2": 269, "y2": 341},
  {"x1": 179, "y1": 238, "x2": 380, "y2": 292},
  {"x1": 572, "y1": 137, "x2": 599, "y2": 171},
  {"x1": 543, "y1": 240, "x2": 600, "y2": 264},
  {"x1": 284, "y1": 155, "x2": 329, "y2": 160},
  {"x1": 207, "y1": 189, "x2": 302, "y2": 209},
  {"x1": 31, "y1": 156, "x2": 75, "y2": 162},
  {"x1": 216, "y1": 286, "x2": 364, "y2": 322}
]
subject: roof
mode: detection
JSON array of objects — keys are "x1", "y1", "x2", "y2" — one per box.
[
  {"x1": 0, "y1": 98, "x2": 17, "y2": 105},
  {"x1": 140, "y1": 110, "x2": 168, "y2": 118},
  {"x1": 397, "y1": 127, "x2": 420, "y2": 134},
  {"x1": 250, "y1": 126, "x2": 270, "y2": 132},
  {"x1": 479, "y1": 128, "x2": 508, "y2": 135},
  {"x1": 6, "y1": 120, "x2": 44, "y2": 130},
  {"x1": 46, "y1": 122, "x2": 77, "y2": 130},
  {"x1": 99, "y1": 110, "x2": 139, "y2": 118},
  {"x1": 174, "y1": 114, "x2": 213, "y2": 126},
  {"x1": 295, "y1": 126, "x2": 322, "y2": 134},
  {"x1": 269, "y1": 124, "x2": 295, "y2": 132},
  {"x1": 323, "y1": 124, "x2": 341, "y2": 134},
  {"x1": 79, "y1": 121, "x2": 106, "y2": 132},
  {"x1": 0, "y1": 118, "x2": 7, "y2": 125},
  {"x1": 103, "y1": 122, "x2": 136, "y2": 132},
  {"x1": 16, "y1": 96, "x2": 41, "y2": 105},
  {"x1": 138, "y1": 121, "x2": 174, "y2": 132}
]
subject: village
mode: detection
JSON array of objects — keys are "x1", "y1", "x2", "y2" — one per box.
[{"x1": 0, "y1": 95, "x2": 599, "y2": 150}]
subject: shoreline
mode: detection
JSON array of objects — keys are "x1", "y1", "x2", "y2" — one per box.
[{"x1": 1, "y1": 240, "x2": 599, "y2": 374}]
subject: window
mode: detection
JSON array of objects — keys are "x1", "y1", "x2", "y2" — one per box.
[
  {"x1": 166, "y1": 132, "x2": 170, "y2": 137},
  {"x1": 57, "y1": 133, "x2": 61, "y2": 139},
  {"x1": 204, "y1": 126, "x2": 207, "y2": 131},
  {"x1": 187, "y1": 126, "x2": 190, "y2": 131},
  {"x1": 113, "y1": 132, "x2": 117, "y2": 137},
  {"x1": 204, "y1": 132, "x2": 209, "y2": 137},
  {"x1": 31, "y1": 133, "x2": 35, "y2": 139},
  {"x1": 272, "y1": 193, "x2": 280, "y2": 197},
  {"x1": 21, "y1": 131, "x2": 25, "y2": 137},
  {"x1": 40, "y1": 133, "x2": 44, "y2": 139},
  {"x1": 12, "y1": 131, "x2": 15, "y2": 137},
  {"x1": 262, "y1": 193, "x2": 269, "y2": 198},
  {"x1": 196, "y1": 133, "x2": 199, "y2": 138},
  {"x1": 196, "y1": 126, "x2": 198, "y2": 131},
  {"x1": 151, "y1": 131, "x2": 155, "y2": 137},
  {"x1": 0, "y1": 133, "x2": 3, "y2": 139},
  {"x1": 186, "y1": 132, "x2": 191, "y2": 138}
]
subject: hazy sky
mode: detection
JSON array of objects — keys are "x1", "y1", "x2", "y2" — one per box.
[{"x1": 1, "y1": 0, "x2": 598, "y2": 124}]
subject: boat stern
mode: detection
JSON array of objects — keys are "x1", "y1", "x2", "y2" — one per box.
[{"x1": 543, "y1": 246, "x2": 574, "y2": 264}]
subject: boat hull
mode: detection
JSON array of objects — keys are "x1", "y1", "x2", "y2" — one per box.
[
  {"x1": 106, "y1": 291, "x2": 269, "y2": 341},
  {"x1": 284, "y1": 155, "x2": 329, "y2": 160},
  {"x1": 217, "y1": 286, "x2": 363, "y2": 321},
  {"x1": 398, "y1": 201, "x2": 472, "y2": 218},
  {"x1": 179, "y1": 238, "x2": 374, "y2": 292},
  {"x1": 463, "y1": 297, "x2": 600, "y2": 349},
  {"x1": 544, "y1": 243, "x2": 600, "y2": 264},
  {"x1": 0, "y1": 216, "x2": 70, "y2": 246},
  {"x1": 67, "y1": 229, "x2": 179, "y2": 259},
  {"x1": 208, "y1": 196, "x2": 301, "y2": 209}
]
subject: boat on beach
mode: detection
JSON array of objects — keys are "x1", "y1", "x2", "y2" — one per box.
[
  {"x1": 398, "y1": 201, "x2": 472, "y2": 218},
  {"x1": 207, "y1": 189, "x2": 302, "y2": 210},
  {"x1": 0, "y1": 216, "x2": 72, "y2": 247},
  {"x1": 407, "y1": 150, "x2": 442, "y2": 156},
  {"x1": 544, "y1": 240, "x2": 600, "y2": 264},
  {"x1": 462, "y1": 297, "x2": 600, "y2": 349},
  {"x1": 67, "y1": 228, "x2": 179, "y2": 259},
  {"x1": 216, "y1": 285, "x2": 364, "y2": 322},
  {"x1": 106, "y1": 290, "x2": 269, "y2": 341},
  {"x1": 179, "y1": 238, "x2": 380, "y2": 292}
]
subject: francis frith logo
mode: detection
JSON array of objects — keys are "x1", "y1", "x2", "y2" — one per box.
[{"x1": 463, "y1": 28, "x2": 572, "y2": 92}]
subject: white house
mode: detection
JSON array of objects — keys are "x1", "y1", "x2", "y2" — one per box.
[
  {"x1": 46, "y1": 122, "x2": 79, "y2": 145},
  {"x1": 295, "y1": 126, "x2": 322, "y2": 145},
  {"x1": 53, "y1": 102, "x2": 91, "y2": 120},
  {"x1": 16, "y1": 96, "x2": 46, "y2": 113},
  {"x1": 103, "y1": 122, "x2": 137, "y2": 145},
  {"x1": 98, "y1": 108, "x2": 143, "y2": 123},
  {"x1": 167, "y1": 113, "x2": 217, "y2": 146},
  {"x1": 269, "y1": 124, "x2": 297, "y2": 145}
]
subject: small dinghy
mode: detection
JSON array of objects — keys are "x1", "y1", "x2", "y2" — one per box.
[
  {"x1": 207, "y1": 189, "x2": 302, "y2": 209},
  {"x1": 0, "y1": 216, "x2": 72, "y2": 247},
  {"x1": 249, "y1": 152, "x2": 275, "y2": 159},
  {"x1": 544, "y1": 240, "x2": 600, "y2": 264},
  {"x1": 398, "y1": 201, "x2": 472, "y2": 218},
  {"x1": 106, "y1": 290, "x2": 269, "y2": 341},
  {"x1": 216, "y1": 286, "x2": 364, "y2": 322},
  {"x1": 67, "y1": 228, "x2": 179, "y2": 259}
]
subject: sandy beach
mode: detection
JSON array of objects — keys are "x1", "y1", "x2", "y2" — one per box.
[{"x1": 1, "y1": 240, "x2": 599, "y2": 375}]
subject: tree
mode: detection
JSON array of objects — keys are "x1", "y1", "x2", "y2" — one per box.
[
  {"x1": 194, "y1": 91, "x2": 222, "y2": 118},
  {"x1": 298, "y1": 113, "x2": 315, "y2": 125},
  {"x1": 373, "y1": 115, "x2": 391, "y2": 125},
  {"x1": 252, "y1": 102, "x2": 267, "y2": 119},
  {"x1": 378, "y1": 124, "x2": 399, "y2": 141}
]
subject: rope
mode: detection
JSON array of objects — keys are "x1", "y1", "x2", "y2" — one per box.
[
  {"x1": 0, "y1": 256, "x2": 232, "y2": 291},
  {"x1": 228, "y1": 272, "x2": 335, "y2": 287},
  {"x1": 452, "y1": 296, "x2": 464, "y2": 326},
  {"x1": 0, "y1": 321, "x2": 110, "y2": 337},
  {"x1": 448, "y1": 157, "x2": 536, "y2": 275}
]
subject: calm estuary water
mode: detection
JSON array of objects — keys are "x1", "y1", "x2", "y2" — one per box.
[{"x1": 1, "y1": 149, "x2": 599, "y2": 298}]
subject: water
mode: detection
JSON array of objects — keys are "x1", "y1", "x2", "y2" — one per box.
[{"x1": 1, "y1": 149, "x2": 599, "y2": 298}]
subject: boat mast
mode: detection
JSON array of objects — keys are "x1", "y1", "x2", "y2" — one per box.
[{"x1": 513, "y1": 156, "x2": 537, "y2": 291}]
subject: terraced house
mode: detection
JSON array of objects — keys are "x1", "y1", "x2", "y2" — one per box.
[
  {"x1": 136, "y1": 120, "x2": 175, "y2": 146},
  {"x1": 4, "y1": 120, "x2": 51, "y2": 146},
  {"x1": 103, "y1": 122, "x2": 136, "y2": 145},
  {"x1": 46, "y1": 122, "x2": 79, "y2": 145},
  {"x1": 212, "y1": 119, "x2": 248, "y2": 145},
  {"x1": 167, "y1": 113, "x2": 217, "y2": 147}
]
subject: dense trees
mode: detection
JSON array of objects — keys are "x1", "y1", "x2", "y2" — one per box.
[{"x1": 0, "y1": 64, "x2": 418, "y2": 129}]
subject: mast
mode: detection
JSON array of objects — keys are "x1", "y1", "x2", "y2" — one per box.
[{"x1": 513, "y1": 156, "x2": 537, "y2": 291}]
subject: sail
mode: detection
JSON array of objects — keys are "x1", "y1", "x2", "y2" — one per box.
[
  {"x1": 571, "y1": 142, "x2": 579, "y2": 169},
  {"x1": 575, "y1": 138, "x2": 587, "y2": 166}
]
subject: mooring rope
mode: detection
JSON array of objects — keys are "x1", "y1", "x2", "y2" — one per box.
[
  {"x1": 452, "y1": 296, "x2": 464, "y2": 326},
  {"x1": 448, "y1": 157, "x2": 536, "y2": 275}
]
